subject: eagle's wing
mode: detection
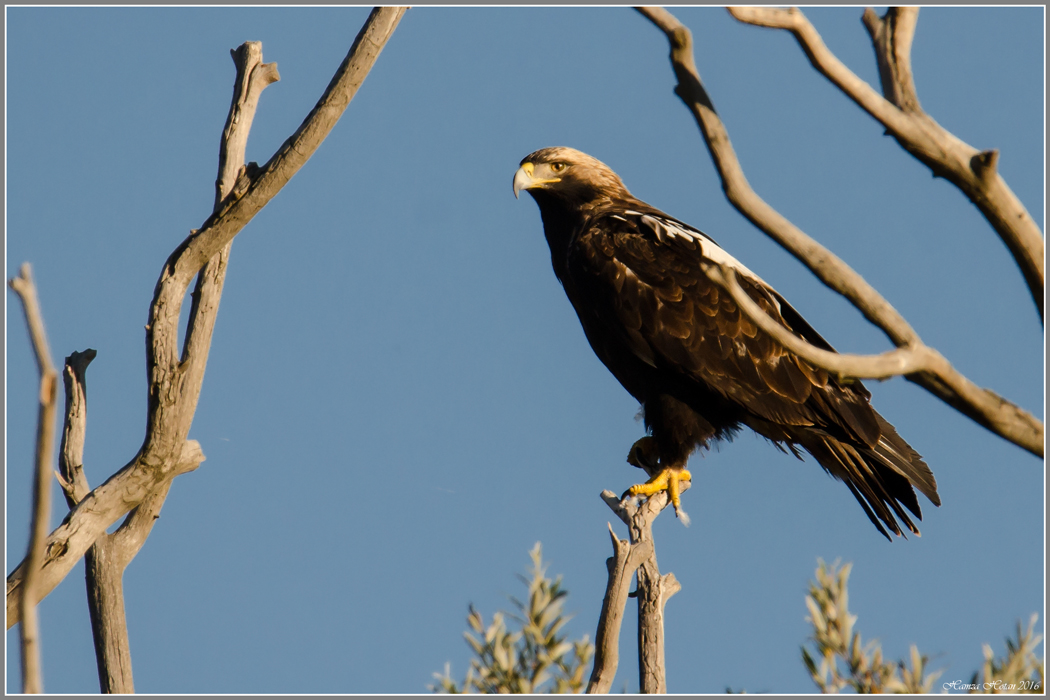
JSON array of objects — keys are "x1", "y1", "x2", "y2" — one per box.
[
  {"x1": 565, "y1": 208, "x2": 882, "y2": 448},
  {"x1": 564, "y1": 208, "x2": 942, "y2": 538}
]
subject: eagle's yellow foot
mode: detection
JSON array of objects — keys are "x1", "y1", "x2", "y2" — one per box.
[{"x1": 624, "y1": 466, "x2": 693, "y2": 526}]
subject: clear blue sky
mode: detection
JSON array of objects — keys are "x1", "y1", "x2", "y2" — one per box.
[{"x1": 6, "y1": 6, "x2": 1043, "y2": 694}]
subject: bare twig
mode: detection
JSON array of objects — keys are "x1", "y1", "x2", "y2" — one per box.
[
  {"x1": 216, "y1": 42, "x2": 280, "y2": 212},
  {"x1": 6, "y1": 6, "x2": 409, "y2": 630},
  {"x1": 57, "y1": 350, "x2": 96, "y2": 506},
  {"x1": 727, "y1": 6, "x2": 1043, "y2": 320},
  {"x1": 588, "y1": 482, "x2": 688, "y2": 693},
  {"x1": 10, "y1": 263, "x2": 60, "y2": 694},
  {"x1": 636, "y1": 6, "x2": 1043, "y2": 458}
]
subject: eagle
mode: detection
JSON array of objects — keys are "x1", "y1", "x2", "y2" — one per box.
[{"x1": 513, "y1": 147, "x2": 939, "y2": 539}]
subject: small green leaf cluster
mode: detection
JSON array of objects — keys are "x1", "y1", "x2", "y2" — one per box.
[
  {"x1": 801, "y1": 559, "x2": 1043, "y2": 694},
  {"x1": 431, "y1": 543, "x2": 594, "y2": 694},
  {"x1": 969, "y1": 614, "x2": 1044, "y2": 694},
  {"x1": 801, "y1": 559, "x2": 940, "y2": 693}
]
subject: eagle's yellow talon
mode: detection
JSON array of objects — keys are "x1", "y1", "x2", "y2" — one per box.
[{"x1": 626, "y1": 467, "x2": 692, "y2": 519}]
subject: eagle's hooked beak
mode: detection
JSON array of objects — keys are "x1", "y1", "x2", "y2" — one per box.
[{"x1": 513, "y1": 161, "x2": 560, "y2": 199}]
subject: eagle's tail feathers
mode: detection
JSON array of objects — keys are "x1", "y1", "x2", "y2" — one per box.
[
  {"x1": 843, "y1": 480, "x2": 892, "y2": 541},
  {"x1": 801, "y1": 431, "x2": 927, "y2": 539},
  {"x1": 870, "y1": 413, "x2": 940, "y2": 507}
]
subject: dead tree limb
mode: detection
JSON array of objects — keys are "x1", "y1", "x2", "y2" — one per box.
[
  {"x1": 635, "y1": 6, "x2": 1042, "y2": 458},
  {"x1": 9, "y1": 263, "x2": 60, "y2": 694},
  {"x1": 588, "y1": 481, "x2": 689, "y2": 694},
  {"x1": 25, "y1": 43, "x2": 280, "y2": 693},
  {"x1": 57, "y1": 350, "x2": 202, "y2": 692},
  {"x1": 57, "y1": 348, "x2": 134, "y2": 694},
  {"x1": 728, "y1": 6, "x2": 1044, "y2": 320},
  {"x1": 587, "y1": 523, "x2": 652, "y2": 693},
  {"x1": 703, "y1": 264, "x2": 1043, "y2": 456},
  {"x1": 6, "y1": 5, "x2": 408, "y2": 631}
]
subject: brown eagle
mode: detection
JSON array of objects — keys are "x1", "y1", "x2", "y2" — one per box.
[{"x1": 513, "y1": 146, "x2": 939, "y2": 539}]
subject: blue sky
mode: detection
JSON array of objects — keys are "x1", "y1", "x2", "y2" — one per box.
[{"x1": 5, "y1": 6, "x2": 1043, "y2": 694}]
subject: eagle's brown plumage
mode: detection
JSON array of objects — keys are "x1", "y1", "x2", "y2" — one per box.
[{"x1": 513, "y1": 146, "x2": 939, "y2": 539}]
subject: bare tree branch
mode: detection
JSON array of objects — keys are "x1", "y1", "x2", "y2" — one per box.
[
  {"x1": 6, "y1": 6, "x2": 408, "y2": 631},
  {"x1": 631, "y1": 495, "x2": 682, "y2": 694},
  {"x1": 9, "y1": 263, "x2": 60, "y2": 694},
  {"x1": 587, "y1": 519, "x2": 652, "y2": 693},
  {"x1": 57, "y1": 350, "x2": 96, "y2": 506},
  {"x1": 57, "y1": 349, "x2": 134, "y2": 693},
  {"x1": 705, "y1": 266, "x2": 928, "y2": 379},
  {"x1": 56, "y1": 350, "x2": 203, "y2": 692},
  {"x1": 587, "y1": 481, "x2": 688, "y2": 694},
  {"x1": 728, "y1": 5, "x2": 1043, "y2": 320},
  {"x1": 703, "y1": 264, "x2": 1043, "y2": 456},
  {"x1": 636, "y1": 5, "x2": 918, "y2": 346},
  {"x1": 860, "y1": 6, "x2": 920, "y2": 114},
  {"x1": 26, "y1": 43, "x2": 278, "y2": 694},
  {"x1": 635, "y1": 6, "x2": 1043, "y2": 458}
]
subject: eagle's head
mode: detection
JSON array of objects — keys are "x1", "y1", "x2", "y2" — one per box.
[{"x1": 513, "y1": 147, "x2": 632, "y2": 212}]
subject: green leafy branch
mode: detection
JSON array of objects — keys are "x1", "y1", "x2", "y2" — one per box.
[
  {"x1": 802, "y1": 559, "x2": 1043, "y2": 694},
  {"x1": 431, "y1": 543, "x2": 594, "y2": 694}
]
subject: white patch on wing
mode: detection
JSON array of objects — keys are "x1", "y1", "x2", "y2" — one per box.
[{"x1": 637, "y1": 213, "x2": 780, "y2": 313}]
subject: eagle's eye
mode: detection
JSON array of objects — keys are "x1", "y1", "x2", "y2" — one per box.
[{"x1": 550, "y1": 162, "x2": 566, "y2": 173}]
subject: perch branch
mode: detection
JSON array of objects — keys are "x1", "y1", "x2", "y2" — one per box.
[
  {"x1": 588, "y1": 482, "x2": 689, "y2": 693},
  {"x1": 728, "y1": 6, "x2": 1043, "y2": 319},
  {"x1": 636, "y1": 6, "x2": 1043, "y2": 458},
  {"x1": 9, "y1": 263, "x2": 59, "y2": 694},
  {"x1": 587, "y1": 519, "x2": 653, "y2": 693},
  {"x1": 5, "y1": 6, "x2": 409, "y2": 630}
]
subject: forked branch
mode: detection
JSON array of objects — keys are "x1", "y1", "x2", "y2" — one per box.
[
  {"x1": 588, "y1": 482, "x2": 688, "y2": 693},
  {"x1": 57, "y1": 349, "x2": 133, "y2": 693},
  {"x1": 6, "y1": 6, "x2": 408, "y2": 631},
  {"x1": 728, "y1": 5, "x2": 1043, "y2": 320},
  {"x1": 58, "y1": 349, "x2": 202, "y2": 692},
  {"x1": 636, "y1": 6, "x2": 1042, "y2": 458}
]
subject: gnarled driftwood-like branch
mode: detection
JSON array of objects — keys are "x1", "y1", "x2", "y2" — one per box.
[
  {"x1": 588, "y1": 478, "x2": 688, "y2": 694},
  {"x1": 58, "y1": 349, "x2": 202, "y2": 693},
  {"x1": 729, "y1": 6, "x2": 1043, "y2": 320},
  {"x1": 57, "y1": 348, "x2": 134, "y2": 694},
  {"x1": 6, "y1": 6, "x2": 408, "y2": 631},
  {"x1": 635, "y1": 6, "x2": 1042, "y2": 458},
  {"x1": 9, "y1": 263, "x2": 60, "y2": 694}
]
